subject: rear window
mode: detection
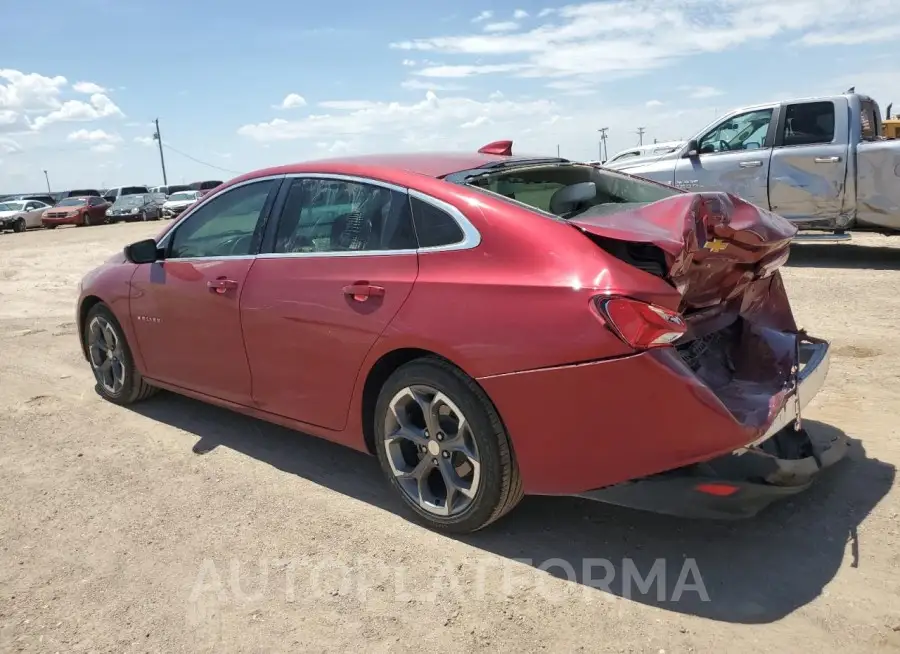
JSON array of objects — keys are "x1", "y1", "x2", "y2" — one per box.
[
  {"x1": 121, "y1": 186, "x2": 149, "y2": 195},
  {"x1": 462, "y1": 164, "x2": 678, "y2": 220}
]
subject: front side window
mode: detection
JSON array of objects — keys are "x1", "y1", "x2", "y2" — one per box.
[
  {"x1": 273, "y1": 178, "x2": 416, "y2": 253},
  {"x1": 698, "y1": 108, "x2": 774, "y2": 154},
  {"x1": 169, "y1": 180, "x2": 275, "y2": 259},
  {"x1": 782, "y1": 101, "x2": 835, "y2": 147}
]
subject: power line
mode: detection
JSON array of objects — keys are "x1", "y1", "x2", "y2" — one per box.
[{"x1": 161, "y1": 142, "x2": 243, "y2": 175}]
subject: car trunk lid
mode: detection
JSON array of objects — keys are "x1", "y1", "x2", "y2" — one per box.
[{"x1": 568, "y1": 191, "x2": 797, "y2": 311}]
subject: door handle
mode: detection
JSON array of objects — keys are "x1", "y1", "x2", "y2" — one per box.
[
  {"x1": 814, "y1": 156, "x2": 841, "y2": 163},
  {"x1": 343, "y1": 282, "x2": 385, "y2": 302},
  {"x1": 207, "y1": 278, "x2": 239, "y2": 295},
  {"x1": 739, "y1": 160, "x2": 763, "y2": 168}
]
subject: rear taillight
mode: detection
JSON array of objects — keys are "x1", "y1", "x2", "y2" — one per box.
[{"x1": 596, "y1": 296, "x2": 687, "y2": 350}]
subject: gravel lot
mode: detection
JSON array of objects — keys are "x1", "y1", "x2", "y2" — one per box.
[{"x1": 1, "y1": 222, "x2": 899, "y2": 653}]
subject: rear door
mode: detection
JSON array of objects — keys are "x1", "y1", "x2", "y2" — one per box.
[
  {"x1": 129, "y1": 177, "x2": 281, "y2": 404},
  {"x1": 673, "y1": 106, "x2": 777, "y2": 208},
  {"x1": 240, "y1": 175, "x2": 419, "y2": 430},
  {"x1": 768, "y1": 99, "x2": 849, "y2": 223}
]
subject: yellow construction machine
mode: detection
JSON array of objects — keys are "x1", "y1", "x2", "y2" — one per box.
[{"x1": 885, "y1": 103, "x2": 900, "y2": 139}]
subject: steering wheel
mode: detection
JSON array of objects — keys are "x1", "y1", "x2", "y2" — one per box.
[
  {"x1": 717, "y1": 140, "x2": 731, "y2": 152},
  {"x1": 222, "y1": 234, "x2": 252, "y2": 255}
]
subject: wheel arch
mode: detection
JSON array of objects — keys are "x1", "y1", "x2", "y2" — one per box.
[
  {"x1": 359, "y1": 346, "x2": 512, "y2": 458},
  {"x1": 77, "y1": 295, "x2": 105, "y2": 361}
]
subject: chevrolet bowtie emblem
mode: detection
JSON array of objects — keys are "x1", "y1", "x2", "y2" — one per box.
[{"x1": 704, "y1": 238, "x2": 728, "y2": 253}]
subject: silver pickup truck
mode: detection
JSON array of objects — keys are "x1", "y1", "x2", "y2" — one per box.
[{"x1": 607, "y1": 93, "x2": 900, "y2": 234}]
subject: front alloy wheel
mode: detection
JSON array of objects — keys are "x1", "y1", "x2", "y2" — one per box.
[{"x1": 83, "y1": 303, "x2": 157, "y2": 405}]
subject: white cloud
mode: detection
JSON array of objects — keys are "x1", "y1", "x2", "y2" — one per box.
[
  {"x1": 415, "y1": 64, "x2": 525, "y2": 78},
  {"x1": 390, "y1": 0, "x2": 900, "y2": 88},
  {"x1": 91, "y1": 143, "x2": 116, "y2": 153},
  {"x1": 513, "y1": 9, "x2": 529, "y2": 19},
  {"x1": 275, "y1": 93, "x2": 307, "y2": 109},
  {"x1": 472, "y1": 10, "x2": 493, "y2": 23},
  {"x1": 401, "y1": 59, "x2": 417, "y2": 66},
  {"x1": 238, "y1": 90, "x2": 558, "y2": 144},
  {"x1": 537, "y1": 8, "x2": 555, "y2": 18},
  {"x1": 66, "y1": 128, "x2": 121, "y2": 143},
  {"x1": 31, "y1": 93, "x2": 124, "y2": 130},
  {"x1": 72, "y1": 81, "x2": 106, "y2": 94},
  {"x1": 0, "y1": 136, "x2": 22, "y2": 153},
  {"x1": 319, "y1": 100, "x2": 380, "y2": 110},
  {"x1": 681, "y1": 85, "x2": 725, "y2": 99},
  {"x1": 401, "y1": 78, "x2": 466, "y2": 92},
  {"x1": 483, "y1": 22, "x2": 520, "y2": 33},
  {"x1": 0, "y1": 69, "x2": 67, "y2": 111},
  {"x1": 134, "y1": 135, "x2": 155, "y2": 146},
  {"x1": 646, "y1": 99, "x2": 664, "y2": 107},
  {"x1": 461, "y1": 116, "x2": 490, "y2": 129}
]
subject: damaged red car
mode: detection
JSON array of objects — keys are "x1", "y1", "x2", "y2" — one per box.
[{"x1": 76, "y1": 141, "x2": 849, "y2": 533}]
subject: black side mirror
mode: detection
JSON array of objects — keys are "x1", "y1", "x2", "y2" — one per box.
[
  {"x1": 684, "y1": 139, "x2": 700, "y2": 158},
  {"x1": 124, "y1": 238, "x2": 161, "y2": 264}
]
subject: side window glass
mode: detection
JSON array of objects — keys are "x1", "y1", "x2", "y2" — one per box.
[
  {"x1": 410, "y1": 197, "x2": 464, "y2": 248},
  {"x1": 25, "y1": 202, "x2": 37, "y2": 210},
  {"x1": 698, "y1": 108, "x2": 774, "y2": 154},
  {"x1": 170, "y1": 180, "x2": 275, "y2": 259},
  {"x1": 782, "y1": 101, "x2": 835, "y2": 147},
  {"x1": 273, "y1": 178, "x2": 416, "y2": 253}
]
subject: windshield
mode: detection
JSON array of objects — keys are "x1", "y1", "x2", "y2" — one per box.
[
  {"x1": 0, "y1": 201, "x2": 25, "y2": 211},
  {"x1": 120, "y1": 186, "x2": 148, "y2": 196},
  {"x1": 57, "y1": 197, "x2": 86, "y2": 207},
  {"x1": 460, "y1": 163, "x2": 679, "y2": 220},
  {"x1": 114, "y1": 194, "x2": 146, "y2": 206},
  {"x1": 168, "y1": 192, "x2": 197, "y2": 201}
]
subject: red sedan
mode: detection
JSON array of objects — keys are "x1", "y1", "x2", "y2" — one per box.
[
  {"x1": 43, "y1": 196, "x2": 110, "y2": 228},
  {"x1": 76, "y1": 142, "x2": 848, "y2": 532}
]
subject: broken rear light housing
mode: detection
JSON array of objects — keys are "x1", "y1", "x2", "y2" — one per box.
[{"x1": 596, "y1": 296, "x2": 687, "y2": 350}]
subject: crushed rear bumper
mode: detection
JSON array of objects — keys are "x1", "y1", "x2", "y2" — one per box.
[{"x1": 577, "y1": 339, "x2": 850, "y2": 519}]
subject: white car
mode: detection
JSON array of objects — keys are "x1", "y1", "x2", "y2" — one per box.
[
  {"x1": 161, "y1": 190, "x2": 201, "y2": 219},
  {"x1": 0, "y1": 199, "x2": 51, "y2": 232},
  {"x1": 604, "y1": 141, "x2": 686, "y2": 167}
]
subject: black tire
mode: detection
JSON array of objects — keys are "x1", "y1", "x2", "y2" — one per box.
[
  {"x1": 140, "y1": 211, "x2": 147, "y2": 221},
  {"x1": 13, "y1": 218, "x2": 26, "y2": 233},
  {"x1": 45, "y1": 224, "x2": 57, "y2": 230},
  {"x1": 83, "y1": 303, "x2": 158, "y2": 405},
  {"x1": 374, "y1": 357, "x2": 523, "y2": 534}
]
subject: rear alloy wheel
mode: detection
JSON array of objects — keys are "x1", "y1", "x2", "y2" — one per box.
[
  {"x1": 13, "y1": 218, "x2": 26, "y2": 233},
  {"x1": 374, "y1": 358, "x2": 523, "y2": 533},
  {"x1": 84, "y1": 303, "x2": 157, "y2": 405}
]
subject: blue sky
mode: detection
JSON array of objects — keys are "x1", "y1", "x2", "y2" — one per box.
[{"x1": 2, "y1": 0, "x2": 899, "y2": 191}]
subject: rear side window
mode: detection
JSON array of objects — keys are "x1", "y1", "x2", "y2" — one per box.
[
  {"x1": 782, "y1": 101, "x2": 835, "y2": 146},
  {"x1": 409, "y1": 197, "x2": 464, "y2": 248},
  {"x1": 273, "y1": 178, "x2": 417, "y2": 253}
]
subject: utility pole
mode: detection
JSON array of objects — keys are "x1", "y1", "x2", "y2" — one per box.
[
  {"x1": 636, "y1": 127, "x2": 645, "y2": 146},
  {"x1": 42, "y1": 169, "x2": 51, "y2": 193},
  {"x1": 152, "y1": 118, "x2": 168, "y2": 186},
  {"x1": 597, "y1": 127, "x2": 609, "y2": 161},
  {"x1": 557, "y1": 144, "x2": 560, "y2": 157}
]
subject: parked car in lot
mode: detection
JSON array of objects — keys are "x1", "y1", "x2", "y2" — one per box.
[
  {"x1": 6, "y1": 193, "x2": 60, "y2": 206},
  {"x1": 149, "y1": 184, "x2": 191, "y2": 197},
  {"x1": 161, "y1": 190, "x2": 201, "y2": 218},
  {"x1": 102, "y1": 185, "x2": 150, "y2": 204},
  {"x1": 605, "y1": 141, "x2": 685, "y2": 165},
  {"x1": 0, "y1": 199, "x2": 51, "y2": 232},
  {"x1": 106, "y1": 193, "x2": 165, "y2": 223},
  {"x1": 77, "y1": 143, "x2": 847, "y2": 533},
  {"x1": 188, "y1": 180, "x2": 223, "y2": 195},
  {"x1": 63, "y1": 189, "x2": 102, "y2": 199},
  {"x1": 606, "y1": 92, "x2": 900, "y2": 235},
  {"x1": 43, "y1": 196, "x2": 110, "y2": 228}
]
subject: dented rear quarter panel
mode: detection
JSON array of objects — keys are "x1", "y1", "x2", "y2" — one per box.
[{"x1": 855, "y1": 139, "x2": 900, "y2": 231}]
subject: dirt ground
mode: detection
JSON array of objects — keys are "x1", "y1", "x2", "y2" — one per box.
[{"x1": 1, "y1": 222, "x2": 899, "y2": 653}]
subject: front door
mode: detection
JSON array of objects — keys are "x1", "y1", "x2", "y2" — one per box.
[
  {"x1": 240, "y1": 176, "x2": 420, "y2": 431},
  {"x1": 768, "y1": 100, "x2": 849, "y2": 224},
  {"x1": 129, "y1": 178, "x2": 281, "y2": 404},
  {"x1": 673, "y1": 106, "x2": 777, "y2": 208}
]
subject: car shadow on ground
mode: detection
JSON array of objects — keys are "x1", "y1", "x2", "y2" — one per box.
[
  {"x1": 787, "y1": 243, "x2": 900, "y2": 270},
  {"x1": 125, "y1": 392, "x2": 894, "y2": 625}
]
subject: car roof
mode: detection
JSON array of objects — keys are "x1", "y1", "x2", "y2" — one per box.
[{"x1": 241, "y1": 151, "x2": 560, "y2": 181}]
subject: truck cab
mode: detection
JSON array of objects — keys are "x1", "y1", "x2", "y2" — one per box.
[{"x1": 610, "y1": 93, "x2": 900, "y2": 233}]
